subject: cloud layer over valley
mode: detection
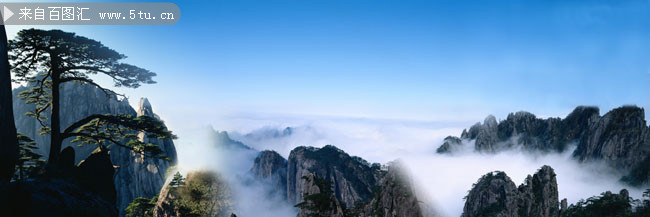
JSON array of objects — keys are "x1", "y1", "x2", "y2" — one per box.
[{"x1": 174, "y1": 114, "x2": 646, "y2": 217}]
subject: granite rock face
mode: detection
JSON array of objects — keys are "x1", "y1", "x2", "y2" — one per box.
[
  {"x1": 252, "y1": 145, "x2": 431, "y2": 216},
  {"x1": 462, "y1": 171, "x2": 519, "y2": 217},
  {"x1": 112, "y1": 98, "x2": 178, "y2": 216},
  {"x1": 13, "y1": 83, "x2": 135, "y2": 163},
  {"x1": 516, "y1": 166, "x2": 559, "y2": 217},
  {"x1": 440, "y1": 105, "x2": 650, "y2": 185},
  {"x1": 359, "y1": 162, "x2": 429, "y2": 217},
  {"x1": 251, "y1": 150, "x2": 288, "y2": 199},
  {"x1": 12, "y1": 84, "x2": 177, "y2": 215},
  {"x1": 454, "y1": 106, "x2": 601, "y2": 153},
  {"x1": 462, "y1": 166, "x2": 560, "y2": 217},
  {"x1": 436, "y1": 136, "x2": 463, "y2": 154},
  {"x1": 573, "y1": 106, "x2": 649, "y2": 170},
  {"x1": 295, "y1": 173, "x2": 346, "y2": 217},
  {"x1": 287, "y1": 145, "x2": 382, "y2": 209}
]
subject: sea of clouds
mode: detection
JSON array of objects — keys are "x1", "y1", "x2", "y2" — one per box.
[{"x1": 174, "y1": 114, "x2": 646, "y2": 217}]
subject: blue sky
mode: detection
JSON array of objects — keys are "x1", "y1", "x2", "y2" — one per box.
[
  {"x1": 7, "y1": 2, "x2": 648, "y2": 214},
  {"x1": 7, "y1": 0, "x2": 650, "y2": 132}
]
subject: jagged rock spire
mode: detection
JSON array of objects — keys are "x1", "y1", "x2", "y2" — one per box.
[
  {"x1": 462, "y1": 165, "x2": 560, "y2": 217},
  {"x1": 138, "y1": 97, "x2": 154, "y2": 117}
]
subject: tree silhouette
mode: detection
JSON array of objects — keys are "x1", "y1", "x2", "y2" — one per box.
[
  {"x1": 9, "y1": 28, "x2": 175, "y2": 167},
  {"x1": 0, "y1": 22, "x2": 19, "y2": 182},
  {"x1": 14, "y1": 133, "x2": 45, "y2": 180}
]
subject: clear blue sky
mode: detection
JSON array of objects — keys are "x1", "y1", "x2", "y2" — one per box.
[{"x1": 8, "y1": 0, "x2": 650, "y2": 131}]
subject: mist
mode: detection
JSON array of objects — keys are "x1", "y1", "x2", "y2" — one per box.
[
  {"x1": 175, "y1": 115, "x2": 645, "y2": 217},
  {"x1": 173, "y1": 127, "x2": 298, "y2": 217},
  {"x1": 400, "y1": 141, "x2": 645, "y2": 216}
]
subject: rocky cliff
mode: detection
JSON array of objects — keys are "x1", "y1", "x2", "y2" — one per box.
[
  {"x1": 287, "y1": 145, "x2": 383, "y2": 208},
  {"x1": 573, "y1": 106, "x2": 649, "y2": 171},
  {"x1": 295, "y1": 173, "x2": 346, "y2": 217},
  {"x1": 12, "y1": 83, "x2": 178, "y2": 216},
  {"x1": 112, "y1": 98, "x2": 178, "y2": 216},
  {"x1": 358, "y1": 162, "x2": 429, "y2": 217},
  {"x1": 250, "y1": 150, "x2": 288, "y2": 199},
  {"x1": 436, "y1": 136, "x2": 463, "y2": 154},
  {"x1": 462, "y1": 165, "x2": 560, "y2": 217},
  {"x1": 252, "y1": 145, "x2": 431, "y2": 217},
  {"x1": 456, "y1": 107, "x2": 600, "y2": 153},
  {"x1": 439, "y1": 106, "x2": 650, "y2": 185}
]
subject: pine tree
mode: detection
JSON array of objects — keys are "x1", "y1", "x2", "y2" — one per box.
[
  {"x1": 14, "y1": 133, "x2": 45, "y2": 180},
  {"x1": 170, "y1": 172, "x2": 185, "y2": 188},
  {"x1": 125, "y1": 196, "x2": 157, "y2": 217},
  {"x1": 9, "y1": 29, "x2": 176, "y2": 168}
]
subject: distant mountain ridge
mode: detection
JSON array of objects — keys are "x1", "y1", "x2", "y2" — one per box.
[{"x1": 437, "y1": 105, "x2": 650, "y2": 186}]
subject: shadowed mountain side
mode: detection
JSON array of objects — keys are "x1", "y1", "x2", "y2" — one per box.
[{"x1": 0, "y1": 146, "x2": 119, "y2": 217}]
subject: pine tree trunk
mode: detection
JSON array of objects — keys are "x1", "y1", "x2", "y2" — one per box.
[
  {"x1": 0, "y1": 24, "x2": 19, "y2": 182},
  {"x1": 47, "y1": 71, "x2": 62, "y2": 166}
]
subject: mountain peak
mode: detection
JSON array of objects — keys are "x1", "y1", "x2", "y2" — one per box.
[
  {"x1": 137, "y1": 97, "x2": 153, "y2": 117},
  {"x1": 462, "y1": 166, "x2": 560, "y2": 217}
]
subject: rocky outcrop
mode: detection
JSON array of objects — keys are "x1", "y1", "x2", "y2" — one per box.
[
  {"x1": 76, "y1": 146, "x2": 117, "y2": 206},
  {"x1": 211, "y1": 130, "x2": 252, "y2": 150},
  {"x1": 573, "y1": 106, "x2": 649, "y2": 170},
  {"x1": 516, "y1": 166, "x2": 559, "y2": 217},
  {"x1": 251, "y1": 150, "x2": 288, "y2": 198},
  {"x1": 296, "y1": 173, "x2": 346, "y2": 217},
  {"x1": 12, "y1": 84, "x2": 178, "y2": 215},
  {"x1": 462, "y1": 166, "x2": 560, "y2": 217},
  {"x1": 560, "y1": 189, "x2": 638, "y2": 217},
  {"x1": 462, "y1": 171, "x2": 519, "y2": 217},
  {"x1": 112, "y1": 98, "x2": 178, "y2": 216},
  {"x1": 439, "y1": 105, "x2": 650, "y2": 185},
  {"x1": 451, "y1": 106, "x2": 601, "y2": 154},
  {"x1": 250, "y1": 145, "x2": 432, "y2": 216},
  {"x1": 359, "y1": 162, "x2": 428, "y2": 217},
  {"x1": 436, "y1": 136, "x2": 463, "y2": 154},
  {"x1": 153, "y1": 171, "x2": 234, "y2": 217},
  {"x1": 463, "y1": 115, "x2": 500, "y2": 152},
  {"x1": 13, "y1": 83, "x2": 134, "y2": 163},
  {"x1": 287, "y1": 145, "x2": 383, "y2": 209},
  {"x1": 152, "y1": 179, "x2": 176, "y2": 217}
]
